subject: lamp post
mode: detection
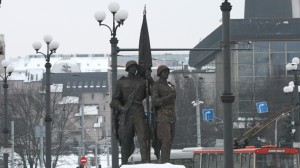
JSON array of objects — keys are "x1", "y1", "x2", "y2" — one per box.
[
  {"x1": 285, "y1": 57, "x2": 300, "y2": 145},
  {"x1": 220, "y1": 1, "x2": 234, "y2": 168},
  {"x1": 32, "y1": 35, "x2": 59, "y2": 168},
  {"x1": 1, "y1": 60, "x2": 14, "y2": 168},
  {"x1": 274, "y1": 114, "x2": 288, "y2": 146},
  {"x1": 186, "y1": 74, "x2": 204, "y2": 147},
  {"x1": 94, "y1": 3, "x2": 128, "y2": 168}
]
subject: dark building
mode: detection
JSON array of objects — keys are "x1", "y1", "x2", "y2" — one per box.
[
  {"x1": 245, "y1": 0, "x2": 293, "y2": 19},
  {"x1": 188, "y1": 0, "x2": 300, "y2": 147},
  {"x1": 49, "y1": 72, "x2": 108, "y2": 97}
]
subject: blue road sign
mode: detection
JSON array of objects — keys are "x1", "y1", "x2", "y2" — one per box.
[
  {"x1": 202, "y1": 109, "x2": 214, "y2": 121},
  {"x1": 256, "y1": 101, "x2": 268, "y2": 113}
]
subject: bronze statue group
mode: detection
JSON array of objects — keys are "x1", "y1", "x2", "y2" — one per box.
[{"x1": 110, "y1": 60, "x2": 176, "y2": 165}]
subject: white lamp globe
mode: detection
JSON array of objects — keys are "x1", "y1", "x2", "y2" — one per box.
[
  {"x1": 43, "y1": 35, "x2": 53, "y2": 43},
  {"x1": 49, "y1": 41, "x2": 59, "y2": 51},
  {"x1": 94, "y1": 11, "x2": 106, "y2": 22},
  {"x1": 291, "y1": 63, "x2": 298, "y2": 70},
  {"x1": 288, "y1": 85, "x2": 294, "y2": 92},
  {"x1": 7, "y1": 65, "x2": 14, "y2": 73},
  {"x1": 1, "y1": 60, "x2": 9, "y2": 67},
  {"x1": 286, "y1": 63, "x2": 293, "y2": 71},
  {"x1": 116, "y1": 10, "x2": 128, "y2": 21},
  {"x1": 289, "y1": 81, "x2": 295, "y2": 87},
  {"x1": 32, "y1": 41, "x2": 42, "y2": 50},
  {"x1": 292, "y1": 57, "x2": 300, "y2": 64},
  {"x1": 108, "y1": 2, "x2": 120, "y2": 13},
  {"x1": 283, "y1": 86, "x2": 289, "y2": 93}
]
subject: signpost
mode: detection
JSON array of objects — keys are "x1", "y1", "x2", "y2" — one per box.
[
  {"x1": 256, "y1": 101, "x2": 268, "y2": 113},
  {"x1": 80, "y1": 156, "x2": 87, "y2": 165},
  {"x1": 202, "y1": 109, "x2": 214, "y2": 121}
]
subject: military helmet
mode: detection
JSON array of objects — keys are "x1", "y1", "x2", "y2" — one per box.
[
  {"x1": 125, "y1": 60, "x2": 138, "y2": 71},
  {"x1": 157, "y1": 65, "x2": 170, "y2": 76}
]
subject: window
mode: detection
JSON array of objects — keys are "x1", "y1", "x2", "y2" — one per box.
[
  {"x1": 270, "y1": 41, "x2": 285, "y2": 52},
  {"x1": 78, "y1": 81, "x2": 83, "y2": 88},
  {"x1": 96, "y1": 81, "x2": 101, "y2": 88},
  {"x1": 90, "y1": 81, "x2": 94, "y2": 88},
  {"x1": 84, "y1": 81, "x2": 88, "y2": 88},
  {"x1": 66, "y1": 81, "x2": 71, "y2": 88},
  {"x1": 254, "y1": 42, "x2": 269, "y2": 52},
  {"x1": 72, "y1": 81, "x2": 77, "y2": 88}
]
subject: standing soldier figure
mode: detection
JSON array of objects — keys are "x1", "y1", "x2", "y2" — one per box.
[
  {"x1": 110, "y1": 60, "x2": 150, "y2": 165},
  {"x1": 151, "y1": 65, "x2": 176, "y2": 163}
]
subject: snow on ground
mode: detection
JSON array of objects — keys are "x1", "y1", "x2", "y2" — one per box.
[
  {"x1": 9, "y1": 153, "x2": 184, "y2": 168},
  {"x1": 121, "y1": 163, "x2": 185, "y2": 168},
  {"x1": 55, "y1": 154, "x2": 184, "y2": 168}
]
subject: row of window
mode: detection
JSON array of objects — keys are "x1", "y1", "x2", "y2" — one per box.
[{"x1": 66, "y1": 81, "x2": 107, "y2": 89}]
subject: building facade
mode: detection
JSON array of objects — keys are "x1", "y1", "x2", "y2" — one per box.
[{"x1": 189, "y1": 1, "x2": 300, "y2": 146}]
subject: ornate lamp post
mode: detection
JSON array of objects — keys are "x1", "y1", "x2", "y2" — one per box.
[
  {"x1": 32, "y1": 35, "x2": 59, "y2": 168},
  {"x1": 1, "y1": 60, "x2": 14, "y2": 168},
  {"x1": 94, "y1": 3, "x2": 128, "y2": 168},
  {"x1": 284, "y1": 57, "x2": 300, "y2": 145},
  {"x1": 220, "y1": 1, "x2": 235, "y2": 168}
]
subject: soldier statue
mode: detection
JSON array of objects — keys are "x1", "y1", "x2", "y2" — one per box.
[
  {"x1": 110, "y1": 60, "x2": 151, "y2": 165},
  {"x1": 151, "y1": 65, "x2": 176, "y2": 163}
]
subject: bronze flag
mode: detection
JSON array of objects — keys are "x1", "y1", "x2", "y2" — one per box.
[{"x1": 138, "y1": 6, "x2": 152, "y2": 76}]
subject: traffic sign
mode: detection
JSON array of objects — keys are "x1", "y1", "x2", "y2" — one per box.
[
  {"x1": 202, "y1": 109, "x2": 214, "y2": 121},
  {"x1": 256, "y1": 101, "x2": 268, "y2": 113},
  {"x1": 80, "y1": 156, "x2": 87, "y2": 165}
]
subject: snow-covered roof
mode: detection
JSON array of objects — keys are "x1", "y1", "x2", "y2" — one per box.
[
  {"x1": 59, "y1": 96, "x2": 79, "y2": 104},
  {"x1": 8, "y1": 54, "x2": 110, "y2": 82},
  {"x1": 75, "y1": 105, "x2": 99, "y2": 116}
]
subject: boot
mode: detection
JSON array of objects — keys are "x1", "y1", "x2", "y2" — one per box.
[
  {"x1": 160, "y1": 148, "x2": 170, "y2": 163},
  {"x1": 140, "y1": 141, "x2": 150, "y2": 163}
]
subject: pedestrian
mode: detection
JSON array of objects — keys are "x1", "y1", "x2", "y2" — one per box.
[
  {"x1": 110, "y1": 60, "x2": 151, "y2": 164},
  {"x1": 151, "y1": 65, "x2": 176, "y2": 163}
]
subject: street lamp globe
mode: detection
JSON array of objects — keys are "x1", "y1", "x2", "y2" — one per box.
[
  {"x1": 283, "y1": 85, "x2": 294, "y2": 93},
  {"x1": 6, "y1": 65, "x2": 14, "y2": 73},
  {"x1": 32, "y1": 42, "x2": 42, "y2": 51},
  {"x1": 108, "y1": 2, "x2": 120, "y2": 13},
  {"x1": 286, "y1": 63, "x2": 298, "y2": 71},
  {"x1": 94, "y1": 11, "x2": 106, "y2": 23},
  {"x1": 49, "y1": 41, "x2": 59, "y2": 51},
  {"x1": 43, "y1": 35, "x2": 53, "y2": 44},
  {"x1": 292, "y1": 57, "x2": 300, "y2": 64},
  {"x1": 289, "y1": 81, "x2": 295, "y2": 87},
  {"x1": 115, "y1": 10, "x2": 128, "y2": 23},
  {"x1": 1, "y1": 60, "x2": 9, "y2": 67}
]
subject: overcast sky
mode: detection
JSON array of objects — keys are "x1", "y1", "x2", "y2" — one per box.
[{"x1": 0, "y1": 0, "x2": 245, "y2": 59}]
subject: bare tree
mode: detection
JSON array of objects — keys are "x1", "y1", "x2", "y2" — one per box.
[{"x1": 7, "y1": 82, "x2": 79, "y2": 168}]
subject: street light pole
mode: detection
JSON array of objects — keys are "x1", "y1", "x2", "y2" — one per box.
[
  {"x1": 94, "y1": 3, "x2": 128, "y2": 168},
  {"x1": 220, "y1": 1, "x2": 235, "y2": 168},
  {"x1": 32, "y1": 35, "x2": 59, "y2": 168},
  {"x1": 186, "y1": 75, "x2": 204, "y2": 147},
  {"x1": 275, "y1": 114, "x2": 288, "y2": 146},
  {"x1": 285, "y1": 57, "x2": 300, "y2": 145},
  {"x1": 1, "y1": 60, "x2": 14, "y2": 168}
]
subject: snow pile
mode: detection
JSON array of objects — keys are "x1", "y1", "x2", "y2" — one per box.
[{"x1": 121, "y1": 163, "x2": 185, "y2": 168}]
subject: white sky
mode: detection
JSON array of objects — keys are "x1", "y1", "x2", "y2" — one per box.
[{"x1": 0, "y1": 0, "x2": 245, "y2": 59}]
